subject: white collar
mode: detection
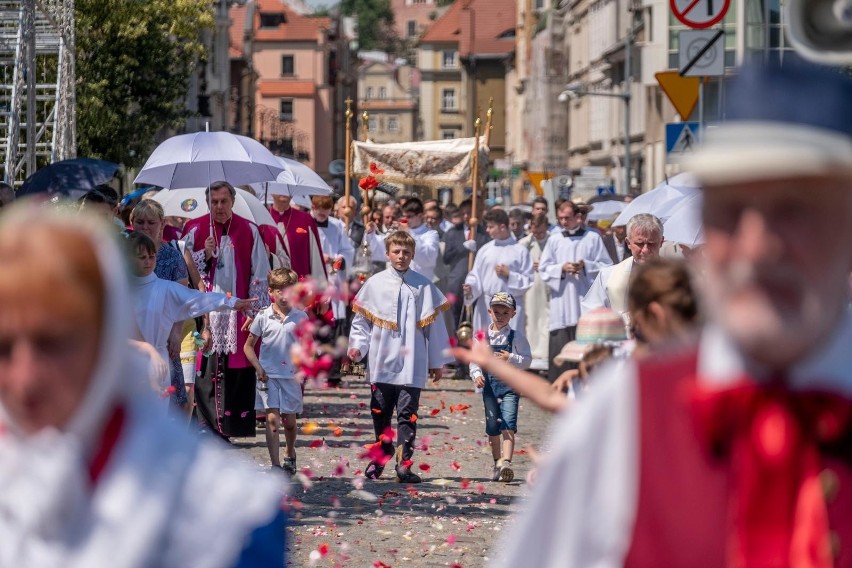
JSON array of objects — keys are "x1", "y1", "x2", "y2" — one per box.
[
  {"x1": 697, "y1": 310, "x2": 852, "y2": 395},
  {"x1": 134, "y1": 273, "x2": 158, "y2": 286}
]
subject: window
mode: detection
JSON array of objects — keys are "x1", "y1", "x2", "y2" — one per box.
[
  {"x1": 378, "y1": 87, "x2": 387, "y2": 99},
  {"x1": 388, "y1": 116, "x2": 399, "y2": 133},
  {"x1": 535, "y1": 0, "x2": 545, "y2": 8},
  {"x1": 441, "y1": 50, "x2": 458, "y2": 68},
  {"x1": 441, "y1": 88, "x2": 457, "y2": 111},
  {"x1": 366, "y1": 86, "x2": 373, "y2": 99},
  {"x1": 407, "y1": 20, "x2": 417, "y2": 37},
  {"x1": 368, "y1": 117, "x2": 378, "y2": 132},
  {"x1": 260, "y1": 12, "x2": 285, "y2": 28},
  {"x1": 281, "y1": 55, "x2": 295, "y2": 76},
  {"x1": 279, "y1": 98, "x2": 294, "y2": 121},
  {"x1": 441, "y1": 129, "x2": 456, "y2": 140}
]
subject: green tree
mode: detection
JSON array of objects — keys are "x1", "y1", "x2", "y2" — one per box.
[
  {"x1": 75, "y1": 0, "x2": 214, "y2": 167},
  {"x1": 339, "y1": 0, "x2": 399, "y2": 53}
]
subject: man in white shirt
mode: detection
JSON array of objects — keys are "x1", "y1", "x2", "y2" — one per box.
[
  {"x1": 538, "y1": 200, "x2": 612, "y2": 380},
  {"x1": 365, "y1": 197, "x2": 440, "y2": 281},
  {"x1": 581, "y1": 213, "x2": 663, "y2": 320}
]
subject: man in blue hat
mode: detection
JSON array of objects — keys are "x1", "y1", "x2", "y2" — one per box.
[{"x1": 481, "y1": 61, "x2": 852, "y2": 567}]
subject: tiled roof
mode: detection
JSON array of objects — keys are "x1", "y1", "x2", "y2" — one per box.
[
  {"x1": 254, "y1": 0, "x2": 330, "y2": 42},
  {"x1": 258, "y1": 80, "x2": 317, "y2": 97},
  {"x1": 420, "y1": 0, "x2": 515, "y2": 56},
  {"x1": 229, "y1": 4, "x2": 247, "y2": 58},
  {"x1": 419, "y1": 0, "x2": 464, "y2": 44}
]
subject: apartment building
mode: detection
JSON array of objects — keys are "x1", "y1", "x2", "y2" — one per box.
[
  {"x1": 358, "y1": 58, "x2": 420, "y2": 143},
  {"x1": 418, "y1": 0, "x2": 516, "y2": 158}
]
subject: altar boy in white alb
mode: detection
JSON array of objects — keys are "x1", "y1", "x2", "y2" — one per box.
[
  {"x1": 463, "y1": 208, "x2": 534, "y2": 334},
  {"x1": 365, "y1": 197, "x2": 440, "y2": 281},
  {"x1": 538, "y1": 200, "x2": 612, "y2": 381},
  {"x1": 348, "y1": 231, "x2": 452, "y2": 484}
]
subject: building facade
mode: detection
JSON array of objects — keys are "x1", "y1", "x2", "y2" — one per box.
[
  {"x1": 418, "y1": 0, "x2": 516, "y2": 158},
  {"x1": 358, "y1": 58, "x2": 420, "y2": 143}
]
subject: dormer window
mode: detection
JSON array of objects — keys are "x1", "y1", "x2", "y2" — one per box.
[{"x1": 260, "y1": 12, "x2": 285, "y2": 28}]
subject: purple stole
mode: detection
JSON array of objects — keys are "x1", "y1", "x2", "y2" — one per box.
[{"x1": 184, "y1": 214, "x2": 257, "y2": 368}]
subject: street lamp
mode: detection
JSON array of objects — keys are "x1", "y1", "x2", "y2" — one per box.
[{"x1": 559, "y1": 27, "x2": 634, "y2": 194}]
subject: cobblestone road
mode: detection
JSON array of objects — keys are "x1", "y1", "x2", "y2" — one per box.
[{"x1": 230, "y1": 375, "x2": 553, "y2": 567}]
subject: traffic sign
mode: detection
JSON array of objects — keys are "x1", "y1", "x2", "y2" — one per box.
[
  {"x1": 666, "y1": 122, "x2": 701, "y2": 160},
  {"x1": 671, "y1": 0, "x2": 730, "y2": 28},
  {"x1": 679, "y1": 30, "x2": 725, "y2": 76},
  {"x1": 656, "y1": 71, "x2": 700, "y2": 120}
]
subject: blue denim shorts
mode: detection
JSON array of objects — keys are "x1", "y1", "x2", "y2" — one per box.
[{"x1": 482, "y1": 383, "x2": 519, "y2": 436}]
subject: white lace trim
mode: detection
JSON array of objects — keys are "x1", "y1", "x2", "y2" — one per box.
[
  {"x1": 210, "y1": 310, "x2": 237, "y2": 354},
  {"x1": 248, "y1": 278, "x2": 270, "y2": 317},
  {"x1": 191, "y1": 250, "x2": 210, "y2": 290}
]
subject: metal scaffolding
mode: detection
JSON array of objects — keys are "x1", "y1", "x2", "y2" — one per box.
[{"x1": 0, "y1": 0, "x2": 76, "y2": 185}]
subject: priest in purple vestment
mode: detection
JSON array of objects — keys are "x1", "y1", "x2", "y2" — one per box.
[{"x1": 182, "y1": 181, "x2": 277, "y2": 439}]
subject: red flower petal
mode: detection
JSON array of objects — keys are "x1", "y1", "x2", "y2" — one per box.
[
  {"x1": 430, "y1": 408, "x2": 440, "y2": 416},
  {"x1": 418, "y1": 463, "x2": 431, "y2": 472},
  {"x1": 451, "y1": 461, "x2": 462, "y2": 471},
  {"x1": 308, "y1": 439, "x2": 324, "y2": 448}
]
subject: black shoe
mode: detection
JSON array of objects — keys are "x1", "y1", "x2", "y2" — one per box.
[
  {"x1": 396, "y1": 466, "x2": 422, "y2": 484},
  {"x1": 365, "y1": 461, "x2": 385, "y2": 480}
]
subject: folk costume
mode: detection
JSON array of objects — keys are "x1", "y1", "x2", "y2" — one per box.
[
  {"x1": 495, "y1": 320, "x2": 852, "y2": 567},
  {"x1": 269, "y1": 205, "x2": 327, "y2": 282},
  {"x1": 349, "y1": 268, "x2": 453, "y2": 467},
  {"x1": 538, "y1": 226, "x2": 612, "y2": 380},
  {"x1": 0, "y1": 207, "x2": 285, "y2": 568},
  {"x1": 182, "y1": 213, "x2": 271, "y2": 438},
  {"x1": 463, "y1": 236, "x2": 534, "y2": 334}
]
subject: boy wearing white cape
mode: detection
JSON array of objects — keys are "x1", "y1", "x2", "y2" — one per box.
[{"x1": 347, "y1": 231, "x2": 453, "y2": 483}]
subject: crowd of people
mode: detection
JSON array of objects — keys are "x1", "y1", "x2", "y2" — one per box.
[{"x1": 2, "y1": 59, "x2": 852, "y2": 567}]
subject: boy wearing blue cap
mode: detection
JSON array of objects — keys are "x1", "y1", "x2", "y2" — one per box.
[{"x1": 470, "y1": 292, "x2": 532, "y2": 482}]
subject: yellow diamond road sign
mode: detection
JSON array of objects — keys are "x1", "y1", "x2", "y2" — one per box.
[{"x1": 656, "y1": 71, "x2": 700, "y2": 120}]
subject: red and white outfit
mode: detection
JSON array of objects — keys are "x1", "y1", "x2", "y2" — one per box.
[
  {"x1": 0, "y1": 209, "x2": 284, "y2": 567},
  {"x1": 496, "y1": 317, "x2": 852, "y2": 567}
]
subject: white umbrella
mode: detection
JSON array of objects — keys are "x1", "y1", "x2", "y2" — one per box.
[
  {"x1": 612, "y1": 172, "x2": 701, "y2": 226},
  {"x1": 663, "y1": 193, "x2": 704, "y2": 248},
  {"x1": 250, "y1": 156, "x2": 333, "y2": 199},
  {"x1": 152, "y1": 187, "x2": 276, "y2": 228},
  {"x1": 587, "y1": 200, "x2": 627, "y2": 222},
  {"x1": 134, "y1": 132, "x2": 284, "y2": 189}
]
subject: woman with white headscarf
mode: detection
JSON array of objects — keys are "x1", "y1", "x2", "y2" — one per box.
[{"x1": 0, "y1": 204, "x2": 287, "y2": 567}]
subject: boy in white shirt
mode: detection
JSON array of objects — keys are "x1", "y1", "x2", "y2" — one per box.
[
  {"x1": 244, "y1": 268, "x2": 309, "y2": 473},
  {"x1": 347, "y1": 231, "x2": 452, "y2": 483},
  {"x1": 469, "y1": 292, "x2": 532, "y2": 483}
]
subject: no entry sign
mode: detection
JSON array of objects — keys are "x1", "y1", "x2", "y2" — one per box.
[{"x1": 671, "y1": 0, "x2": 730, "y2": 28}]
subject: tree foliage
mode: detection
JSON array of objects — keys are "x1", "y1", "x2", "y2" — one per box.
[
  {"x1": 339, "y1": 0, "x2": 400, "y2": 53},
  {"x1": 75, "y1": 0, "x2": 213, "y2": 167}
]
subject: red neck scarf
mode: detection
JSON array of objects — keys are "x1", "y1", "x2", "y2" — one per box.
[{"x1": 690, "y1": 380, "x2": 852, "y2": 567}]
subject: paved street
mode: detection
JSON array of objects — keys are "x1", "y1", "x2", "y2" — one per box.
[{"x1": 231, "y1": 376, "x2": 553, "y2": 567}]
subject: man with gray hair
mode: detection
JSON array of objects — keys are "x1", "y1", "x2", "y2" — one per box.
[{"x1": 581, "y1": 213, "x2": 663, "y2": 318}]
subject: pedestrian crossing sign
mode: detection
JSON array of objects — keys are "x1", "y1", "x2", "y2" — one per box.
[{"x1": 666, "y1": 122, "x2": 701, "y2": 161}]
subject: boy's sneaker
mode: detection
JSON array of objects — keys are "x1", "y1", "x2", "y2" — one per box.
[
  {"x1": 396, "y1": 466, "x2": 422, "y2": 484},
  {"x1": 282, "y1": 457, "x2": 297, "y2": 475},
  {"x1": 491, "y1": 460, "x2": 501, "y2": 481},
  {"x1": 498, "y1": 460, "x2": 514, "y2": 483}
]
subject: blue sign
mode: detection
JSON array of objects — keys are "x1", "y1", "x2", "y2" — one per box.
[
  {"x1": 597, "y1": 184, "x2": 615, "y2": 195},
  {"x1": 666, "y1": 122, "x2": 701, "y2": 157}
]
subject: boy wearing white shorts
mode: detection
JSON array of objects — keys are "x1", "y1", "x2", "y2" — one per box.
[{"x1": 244, "y1": 268, "x2": 308, "y2": 473}]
